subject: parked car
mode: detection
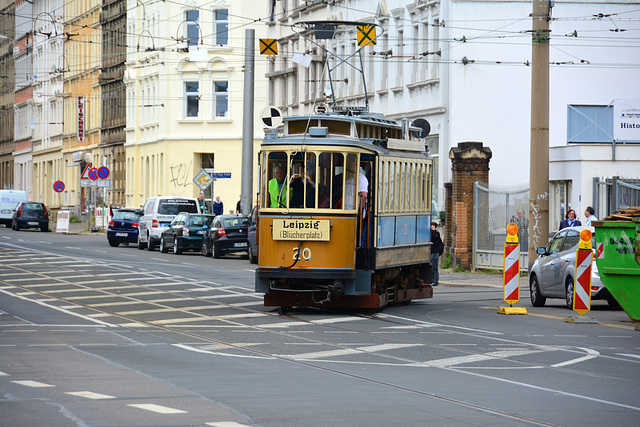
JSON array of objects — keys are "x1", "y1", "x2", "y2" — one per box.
[
  {"x1": 160, "y1": 213, "x2": 215, "y2": 254},
  {"x1": 247, "y1": 205, "x2": 258, "y2": 264},
  {"x1": 202, "y1": 214, "x2": 250, "y2": 259},
  {"x1": 107, "y1": 208, "x2": 142, "y2": 247},
  {"x1": 529, "y1": 226, "x2": 617, "y2": 308},
  {"x1": 0, "y1": 190, "x2": 27, "y2": 227},
  {"x1": 11, "y1": 201, "x2": 49, "y2": 232},
  {"x1": 138, "y1": 196, "x2": 200, "y2": 251}
]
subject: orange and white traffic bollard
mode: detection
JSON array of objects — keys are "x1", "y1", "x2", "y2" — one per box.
[
  {"x1": 498, "y1": 222, "x2": 527, "y2": 315},
  {"x1": 566, "y1": 228, "x2": 598, "y2": 324}
]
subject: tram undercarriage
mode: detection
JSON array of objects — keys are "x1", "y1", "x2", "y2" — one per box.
[{"x1": 259, "y1": 264, "x2": 434, "y2": 310}]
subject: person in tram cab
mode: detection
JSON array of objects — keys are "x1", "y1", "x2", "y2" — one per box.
[
  {"x1": 268, "y1": 164, "x2": 291, "y2": 208},
  {"x1": 290, "y1": 156, "x2": 317, "y2": 208}
]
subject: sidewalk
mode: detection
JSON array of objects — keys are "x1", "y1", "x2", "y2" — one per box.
[
  {"x1": 439, "y1": 269, "x2": 504, "y2": 288},
  {"x1": 52, "y1": 220, "x2": 106, "y2": 236}
]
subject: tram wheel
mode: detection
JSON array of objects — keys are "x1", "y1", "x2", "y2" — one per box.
[{"x1": 279, "y1": 306, "x2": 291, "y2": 315}]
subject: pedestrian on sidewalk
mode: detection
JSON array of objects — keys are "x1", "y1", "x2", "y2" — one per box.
[
  {"x1": 213, "y1": 196, "x2": 224, "y2": 216},
  {"x1": 430, "y1": 222, "x2": 444, "y2": 287}
]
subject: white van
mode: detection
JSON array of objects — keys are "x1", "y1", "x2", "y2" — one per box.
[
  {"x1": 137, "y1": 196, "x2": 200, "y2": 251},
  {"x1": 0, "y1": 190, "x2": 28, "y2": 227}
]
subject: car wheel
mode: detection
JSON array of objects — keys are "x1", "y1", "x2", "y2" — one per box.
[
  {"x1": 137, "y1": 235, "x2": 147, "y2": 250},
  {"x1": 147, "y1": 234, "x2": 156, "y2": 251},
  {"x1": 248, "y1": 246, "x2": 257, "y2": 264},
  {"x1": 565, "y1": 277, "x2": 574, "y2": 309},
  {"x1": 529, "y1": 274, "x2": 546, "y2": 307},
  {"x1": 108, "y1": 240, "x2": 120, "y2": 247},
  {"x1": 212, "y1": 242, "x2": 221, "y2": 259},
  {"x1": 202, "y1": 240, "x2": 212, "y2": 257},
  {"x1": 160, "y1": 236, "x2": 168, "y2": 253},
  {"x1": 14, "y1": 222, "x2": 20, "y2": 231},
  {"x1": 173, "y1": 237, "x2": 182, "y2": 255}
]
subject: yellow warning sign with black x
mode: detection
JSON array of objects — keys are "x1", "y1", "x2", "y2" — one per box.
[
  {"x1": 357, "y1": 26, "x2": 376, "y2": 46},
  {"x1": 260, "y1": 39, "x2": 278, "y2": 55}
]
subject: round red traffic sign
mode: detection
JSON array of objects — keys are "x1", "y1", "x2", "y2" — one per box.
[
  {"x1": 88, "y1": 168, "x2": 99, "y2": 180},
  {"x1": 97, "y1": 166, "x2": 110, "y2": 179},
  {"x1": 53, "y1": 181, "x2": 65, "y2": 192}
]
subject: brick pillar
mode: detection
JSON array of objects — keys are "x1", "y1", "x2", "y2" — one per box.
[
  {"x1": 449, "y1": 142, "x2": 492, "y2": 270},
  {"x1": 444, "y1": 182, "x2": 453, "y2": 253}
]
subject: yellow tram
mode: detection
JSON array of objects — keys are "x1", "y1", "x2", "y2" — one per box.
[{"x1": 255, "y1": 111, "x2": 435, "y2": 310}]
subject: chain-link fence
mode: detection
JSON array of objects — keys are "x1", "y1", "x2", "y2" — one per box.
[{"x1": 473, "y1": 182, "x2": 529, "y2": 271}]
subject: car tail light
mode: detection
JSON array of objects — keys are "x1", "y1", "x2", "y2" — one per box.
[
  {"x1": 218, "y1": 227, "x2": 226, "y2": 236},
  {"x1": 183, "y1": 227, "x2": 190, "y2": 235},
  {"x1": 152, "y1": 219, "x2": 159, "y2": 228},
  {"x1": 591, "y1": 286, "x2": 598, "y2": 291},
  {"x1": 133, "y1": 222, "x2": 139, "y2": 227},
  {"x1": 108, "y1": 221, "x2": 115, "y2": 227},
  {"x1": 18, "y1": 205, "x2": 22, "y2": 216},
  {"x1": 43, "y1": 206, "x2": 48, "y2": 217}
]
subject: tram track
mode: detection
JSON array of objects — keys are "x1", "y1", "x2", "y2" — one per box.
[{"x1": 2, "y1": 245, "x2": 640, "y2": 424}]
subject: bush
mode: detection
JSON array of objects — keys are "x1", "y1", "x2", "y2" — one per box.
[
  {"x1": 441, "y1": 252, "x2": 451, "y2": 269},
  {"x1": 69, "y1": 216, "x2": 82, "y2": 223}
]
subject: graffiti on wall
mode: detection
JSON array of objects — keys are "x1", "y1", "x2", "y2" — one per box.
[
  {"x1": 529, "y1": 191, "x2": 549, "y2": 249},
  {"x1": 169, "y1": 161, "x2": 193, "y2": 189}
]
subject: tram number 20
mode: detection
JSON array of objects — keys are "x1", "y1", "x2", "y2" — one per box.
[{"x1": 293, "y1": 247, "x2": 312, "y2": 261}]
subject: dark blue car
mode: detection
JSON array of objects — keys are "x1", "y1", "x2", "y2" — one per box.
[
  {"x1": 107, "y1": 208, "x2": 142, "y2": 247},
  {"x1": 160, "y1": 213, "x2": 215, "y2": 254}
]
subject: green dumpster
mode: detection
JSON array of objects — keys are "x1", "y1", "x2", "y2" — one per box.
[{"x1": 593, "y1": 218, "x2": 640, "y2": 322}]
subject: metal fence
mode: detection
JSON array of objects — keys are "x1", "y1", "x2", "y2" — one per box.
[
  {"x1": 593, "y1": 176, "x2": 640, "y2": 219},
  {"x1": 473, "y1": 182, "x2": 529, "y2": 271}
]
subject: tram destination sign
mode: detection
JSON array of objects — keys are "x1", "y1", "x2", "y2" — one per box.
[{"x1": 272, "y1": 219, "x2": 330, "y2": 241}]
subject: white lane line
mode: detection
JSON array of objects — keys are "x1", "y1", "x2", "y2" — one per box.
[
  {"x1": 0, "y1": 288, "x2": 118, "y2": 327},
  {"x1": 127, "y1": 403, "x2": 187, "y2": 414},
  {"x1": 12, "y1": 380, "x2": 55, "y2": 388},
  {"x1": 254, "y1": 321, "x2": 309, "y2": 328},
  {"x1": 616, "y1": 353, "x2": 640, "y2": 361},
  {"x1": 66, "y1": 391, "x2": 116, "y2": 400},
  {"x1": 151, "y1": 312, "x2": 267, "y2": 325},
  {"x1": 551, "y1": 348, "x2": 599, "y2": 367},
  {"x1": 0, "y1": 371, "x2": 8, "y2": 376},
  {"x1": 312, "y1": 317, "x2": 365, "y2": 325},
  {"x1": 426, "y1": 349, "x2": 543, "y2": 367},
  {"x1": 206, "y1": 422, "x2": 252, "y2": 426},
  {"x1": 277, "y1": 343, "x2": 422, "y2": 360}
]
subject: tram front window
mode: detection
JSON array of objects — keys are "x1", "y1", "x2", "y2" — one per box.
[{"x1": 263, "y1": 150, "x2": 359, "y2": 211}]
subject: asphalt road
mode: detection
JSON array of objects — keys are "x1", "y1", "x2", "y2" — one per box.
[{"x1": 1, "y1": 227, "x2": 639, "y2": 427}]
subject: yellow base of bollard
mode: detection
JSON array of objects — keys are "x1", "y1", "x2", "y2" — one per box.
[
  {"x1": 564, "y1": 315, "x2": 598, "y2": 324},
  {"x1": 497, "y1": 307, "x2": 528, "y2": 315}
]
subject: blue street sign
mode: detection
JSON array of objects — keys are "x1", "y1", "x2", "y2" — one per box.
[{"x1": 213, "y1": 173, "x2": 231, "y2": 179}]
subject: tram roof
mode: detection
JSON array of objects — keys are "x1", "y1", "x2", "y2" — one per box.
[{"x1": 262, "y1": 111, "x2": 429, "y2": 156}]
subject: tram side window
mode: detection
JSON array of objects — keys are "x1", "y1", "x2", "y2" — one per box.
[
  {"x1": 318, "y1": 152, "x2": 344, "y2": 209},
  {"x1": 266, "y1": 152, "x2": 290, "y2": 208}
]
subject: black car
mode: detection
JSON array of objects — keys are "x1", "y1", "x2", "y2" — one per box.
[
  {"x1": 160, "y1": 213, "x2": 215, "y2": 254},
  {"x1": 202, "y1": 214, "x2": 249, "y2": 259},
  {"x1": 107, "y1": 208, "x2": 142, "y2": 247},
  {"x1": 247, "y1": 205, "x2": 258, "y2": 264},
  {"x1": 12, "y1": 201, "x2": 49, "y2": 232}
]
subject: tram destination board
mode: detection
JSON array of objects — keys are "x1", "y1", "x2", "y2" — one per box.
[{"x1": 272, "y1": 219, "x2": 330, "y2": 241}]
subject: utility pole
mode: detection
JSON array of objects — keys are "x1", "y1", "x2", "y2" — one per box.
[
  {"x1": 528, "y1": 0, "x2": 551, "y2": 268},
  {"x1": 241, "y1": 29, "x2": 255, "y2": 215}
]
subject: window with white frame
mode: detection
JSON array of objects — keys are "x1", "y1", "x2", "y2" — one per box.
[
  {"x1": 185, "y1": 81, "x2": 200, "y2": 118},
  {"x1": 213, "y1": 9, "x2": 228, "y2": 45},
  {"x1": 567, "y1": 105, "x2": 613, "y2": 143},
  {"x1": 213, "y1": 81, "x2": 228, "y2": 117},
  {"x1": 185, "y1": 10, "x2": 199, "y2": 46}
]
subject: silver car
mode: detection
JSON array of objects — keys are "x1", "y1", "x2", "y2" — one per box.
[{"x1": 529, "y1": 226, "x2": 617, "y2": 308}]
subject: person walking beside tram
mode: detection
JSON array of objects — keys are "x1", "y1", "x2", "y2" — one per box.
[{"x1": 430, "y1": 222, "x2": 444, "y2": 287}]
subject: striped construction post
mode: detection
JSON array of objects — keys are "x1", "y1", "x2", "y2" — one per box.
[
  {"x1": 498, "y1": 223, "x2": 527, "y2": 315},
  {"x1": 503, "y1": 243, "x2": 520, "y2": 305},
  {"x1": 573, "y1": 228, "x2": 594, "y2": 316}
]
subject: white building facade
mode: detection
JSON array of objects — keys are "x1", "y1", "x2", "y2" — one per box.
[
  {"x1": 125, "y1": 0, "x2": 268, "y2": 209},
  {"x1": 265, "y1": 0, "x2": 640, "y2": 227}
]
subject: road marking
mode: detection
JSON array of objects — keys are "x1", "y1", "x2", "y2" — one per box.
[
  {"x1": 277, "y1": 343, "x2": 422, "y2": 360},
  {"x1": 551, "y1": 348, "x2": 599, "y2": 367},
  {"x1": 426, "y1": 349, "x2": 542, "y2": 367},
  {"x1": 66, "y1": 391, "x2": 116, "y2": 400},
  {"x1": 127, "y1": 403, "x2": 187, "y2": 414},
  {"x1": 0, "y1": 371, "x2": 8, "y2": 376},
  {"x1": 12, "y1": 380, "x2": 55, "y2": 388},
  {"x1": 616, "y1": 353, "x2": 640, "y2": 360},
  {"x1": 206, "y1": 422, "x2": 252, "y2": 426},
  {"x1": 312, "y1": 317, "x2": 365, "y2": 325}
]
